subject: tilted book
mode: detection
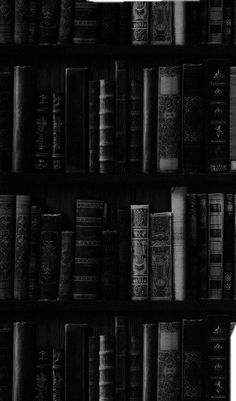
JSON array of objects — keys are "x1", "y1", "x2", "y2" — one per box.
[
  {"x1": 89, "y1": 80, "x2": 99, "y2": 174},
  {"x1": 229, "y1": 66, "x2": 236, "y2": 171},
  {"x1": 143, "y1": 324, "x2": 157, "y2": 401},
  {"x1": 28, "y1": 0, "x2": 39, "y2": 44},
  {"x1": 150, "y1": 2, "x2": 172, "y2": 45},
  {"x1": 99, "y1": 335, "x2": 115, "y2": 401},
  {"x1": 100, "y1": 4, "x2": 118, "y2": 44},
  {"x1": 52, "y1": 93, "x2": 65, "y2": 172},
  {"x1": 186, "y1": 194, "x2": 198, "y2": 300},
  {"x1": 14, "y1": 0, "x2": 29, "y2": 44},
  {"x1": 197, "y1": 194, "x2": 208, "y2": 299},
  {"x1": 117, "y1": 209, "x2": 130, "y2": 300},
  {"x1": 173, "y1": 2, "x2": 186, "y2": 45},
  {"x1": 89, "y1": 336, "x2": 99, "y2": 401},
  {"x1": 131, "y1": 2, "x2": 149, "y2": 45},
  {"x1": 115, "y1": 316, "x2": 128, "y2": 401},
  {"x1": 58, "y1": 231, "x2": 74, "y2": 300},
  {"x1": 208, "y1": 0, "x2": 223, "y2": 44},
  {"x1": 129, "y1": 336, "x2": 142, "y2": 401},
  {"x1": 128, "y1": 80, "x2": 142, "y2": 173},
  {"x1": 28, "y1": 205, "x2": 41, "y2": 300},
  {"x1": 39, "y1": 0, "x2": 60, "y2": 44},
  {"x1": 52, "y1": 349, "x2": 64, "y2": 401},
  {"x1": 73, "y1": 1, "x2": 98, "y2": 44},
  {"x1": 0, "y1": 323, "x2": 12, "y2": 401},
  {"x1": 0, "y1": 0, "x2": 14, "y2": 44},
  {"x1": 34, "y1": 347, "x2": 52, "y2": 401},
  {"x1": 223, "y1": 194, "x2": 234, "y2": 299},
  {"x1": 101, "y1": 230, "x2": 118, "y2": 299},
  {"x1": 58, "y1": 0, "x2": 74, "y2": 44}
]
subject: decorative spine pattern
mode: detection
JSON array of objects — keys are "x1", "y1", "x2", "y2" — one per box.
[
  {"x1": 99, "y1": 335, "x2": 114, "y2": 401},
  {"x1": 150, "y1": 2, "x2": 172, "y2": 45},
  {"x1": 186, "y1": 194, "x2": 198, "y2": 299},
  {"x1": 73, "y1": 1, "x2": 98, "y2": 44},
  {"x1": 89, "y1": 80, "x2": 99, "y2": 174},
  {"x1": 57, "y1": 231, "x2": 74, "y2": 300},
  {"x1": 223, "y1": 194, "x2": 234, "y2": 299},
  {"x1": 52, "y1": 93, "x2": 65, "y2": 172},
  {"x1": 58, "y1": 0, "x2": 74, "y2": 44},
  {"x1": 34, "y1": 347, "x2": 52, "y2": 401},
  {"x1": 197, "y1": 194, "x2": 208, "y2": 299},
  {"x1": 39, "y1": 0, "x2": 60, "y2": 44},
  {"x1": 88, "y1": 336, "x2": 99, "y2": 401},
  {"x1": 131, "y1": 2, "x2": 149, "y2": 45},
  {"x1": 52, "y1": 349, "x2": 64, "y2": 401},
  {"x1": 128, "y1": 80, "x2": 142, "y2": 173}
]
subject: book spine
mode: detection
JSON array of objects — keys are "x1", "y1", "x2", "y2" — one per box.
[
  {"x1": 89, "y1": 80, "x2": 99, "y2": 174},
  {"x1": 14, "y1": 195, "x2": 31, "y2": 300},
  {"x1": 171, "y1": 187, "x2": 187, "y2": 301},
  {"x1": 129, "y1": 336, "x2": 142, "y2": 401},
  {"x1": 223, "y1": 194, "x2": 234, "y2": 299},
  {"x1": 230, "y1": 66, "x2": 236, "y2": 171},
  {"x1": 234, "y1": 195, "x2": 236, "y2": 299},
  {"x1": 208, "y1": 193, "x2": 224, "y2": 299},
  {"x1": 58, "y1": 231, "x2": 74, "y2": 300},
  {"x1": 186, "y1": 2, "x2": 200, "y2": 45},
  {"x1": 34, "y1": 347, "x2": 52, "y2": 401},
  {"x1": 100, "y1": 4, "x2": 118, "y2": 44},
  {"x1": 0, "y1": 324, "x2": 12, "y2": 400},
  {"x1": 39, "y1": 214, "x2": 61, "y2": 300},
  {"x1": 0, "y1": 0, "x2": 14, "y2": 44},
  {"x1": 223, "y1": 0, "x2": 233, "y2": 44},
  {"x1": 158, "y1": 66, "x2": 181, "y2": 172},
  {"x1": 115, "y1": 60, "x2": 128, "y2": 174},
  {"x1": 186, "y1": 194, "x2": 198, "y2": 300},
  {"x1": 52, "y1": 349, "x2": 64, "y2": 401},
  {"x1": 128, "y1": 80, "x2": 142, "y2": 173},
  {"x1": 65, "y1": 68, "x2": 88, "y2": 174},
  {"x1": 0, "y1": 72, "x2": 13, "y2": 172},
  {"x1": 208, "y1": 0, "x2": 223, "y2": 44},
  {"x1": 173, "y1": 2, "x2": 186, "y2": 45},
  {"x1": 131, "y1": 204, "x2": 149, "y2": 301},
  {"x1": 150, "y1": 212, "x2": 172, "y2": 301},
  {"x1": 150, "y1": 2, "x2": 172, "y2": 45},
  {"x1": 131, "y1": 2, "x2": 149, "y2": 45},
  {"x1": 157, "y1": 322, "x2": 181, "y2": 401},
  {"x1": 73, "y1": 1, "x2": 98, "y2": 44},
  {"x1": 14, "y1": 0, "x2": 29, "y2": 44},
  {"x1": 99, "y1": 80, "x2": 115, "y2": 174},
  {"x1": 39, "y1": 0, "x2": 60, "y2": 44},
  {"x1": 118, "y1": 3, "x2": 130, "y2": 44},
  {"x1": 89, "y1": 336, "x2": 99, "y2": 401},
  {"x1": 143, "y1": 324, "x2": 157, "y2": 401},
  {"x1": 65, "y1": 324, "x2": 88, "y2": 401},
  {"x1": 142, "y1": 68, "x2": 157, "y2": 174},
  {"x1": 52, "y1": 93, "x2": 65, "y2": 172},
  {"x1": 99, "y1": 335, "x2": 114, "y2": 401},
  {"x1": 101, "y1": 230, "x2": 118, "y2": 299},
  {"x1": 199, "y1": 0, "x2": 208, "y2": 43},
  {"x1": 28, "y1": 0, "x2": 39, "y2": 44},
  {"x1": 115, "y1": 316, "x2": 127, "y2": 401},
  {"x1": 28, "y1": 205, "x2": 41, "y2": 300},
  {"x1": 58, "y1": 0, "x2": 74, "y2": 44},
  {"x1": 197, "y1": 194, "x2": 208, "y2": 299},
  {"x1": 117, "y1": 209, "x2": 130, "y2": 300}
]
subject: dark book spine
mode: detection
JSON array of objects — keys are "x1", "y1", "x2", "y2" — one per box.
[
  {"x1": 101, "y1": 230, "x2": 118, "y2": 299},
  {"x1": 131, "y1": 2, "x2": 149, "y2": 45},
  {"x1": 58, "y1": 0, "x2": 74, "y2": 44},
  {"x1": 118, "y1": 3, "x2": 130, "y2": 44},
  {"x1": 186, "y1": 2, "x2": 200, "y2": 45},
  {"x1": 57, "y1": 231, "x2": 74, "y2": 300},
  {"x1": 129, "y1": 336, "x2": 142, "y2": 401},
  {"x1": 12, "y1": 322, "x2": 35, "y2": 401},
  {"x1": 208, "y1": 0, "x2": 223, "y2": 44},
  {"x1": 115, "y1": 316, "x2": 127, "y2": 401},
  {"x1": 115, "y1": 60, "x2": 128, "y2": 174},
  {"x1": 128, "y1": 80, "x2": 142, "y2": 173},
  {"x1": 186, "y1": 194, "x2": 198, "y2": 300},
  {"x1": 73, "y1": 1, "x2": 98, "y2": 44},
  {"x1": 52, "y1": 349, "x2": 64, "y2": 401},
  {"x1": 28, "y1": 205, "x2": 41, "y2": 300},
  {"x1": 142, "y1": 68, "x2": 157, "y2": 174},
  {"x1": 143, "y1": 324, "x2": 157, "y2": 401},
  {"x1": 34, "y1": 347, "x2": 52, "y2": 401},
  {"x1": 89, "y1": 80, "x2": 99, "y2": 174},
  {"x1": 0, "y1": 324, "x2": 12, "y2": 401},
  {"x1": 0, "y1": 0, "x2": 14, "y2": 44},
  {"x1": 39, "y1": 214, "x2": 61, "y2": 300},
  {"x1": 117, "y1": 209, "x2": 130, "y2": 300},
  {"x1": 12, "y1": 66, "x2": 35, "y2": 173},
  {"x1": 150, "y1": 2, "x2": 172, "y2": 45},
  {"x1": 99, "y1": 80, "x2": 115, "y2": 174},
  {"x1": 39, "y1": 0, "x2": 60, "y2": 44},
  {"x1": 197, "y1": 193, "x2": 208, "y2": 299},
  {"x1": 199, "y1": 0, "x2": 208, "y2": 43},
  {"x1": 65, "y1": 68, "x2": 88, "y2": 174},
  {"x1": 52, "y1": 93, "x2": 65, "y2": 172},
  {"x1": 223, "y1": 0, "x2": 233, "y2": 44},
  {"x1": 100, "y1": 4, "x2": 118, "y2": 44},
  {"x1": 14, "y1": 0, "x2": 29, "y2": 44},
  {"x1": 99, "y1": 335, "x2": 114, "y2": 401},
  {"x1": 14, "y1": 195, "x2": 31, "y2": 300},
  {"x1": 28, "y1": 0, "x2": 39, "y2": 44},
  {"x1": 33, "y1": 90, "x2": 53, "y2": 172},
  {"x1": 223, "y1": 194, "x2": 234, "y2": 299},
  {"x1": 89, "y1": 336, "x2": 99, "y2": 401},
  {"x1": 65, "y1": 324, "x2": 88, "y2": 401}
]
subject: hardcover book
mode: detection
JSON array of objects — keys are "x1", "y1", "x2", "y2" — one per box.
[
  {"x1": 73, "y1": 1, "x2": 98, "y2": 44},
  {"x1": 197, "y1": 193, "x2": 208, "y2": 299},
  {"x1": 58, "y1": 231, "x2": 74, "y2": 300},
  {"x1": 118, "y1": 3, "x2": 130, "y2": 44},
  {"x1": 89, "y1": 80, "x2": 99, "y2": 174},
  {"x1": 89, "y1": 336, "x2": 99, "y2": 401},
  {"x1": 150, "y1": 2, "x2": 172, "y2": 45},
  {"x1": 229, "y1": 66, "x2": 236, "y2": 171},
  {"x1": 28, "y1": 205, "x2": 41, "y2": 300},
  {"x1": 117, "y1": 209, "x2": 130, "y2": 300},
  {"x1": 58, "y1": 0, "x2": 74, "y2": 44},
  {"x1": 186, "y1": 194, "x2": 198, "y2": 299},
  {"x1": 0, "y1": 0, "x2": 14, "y2": 43},
  {"x1": 186, "y1": 1, "x2": 200, "y2": 44},
  {"x1": 52, "y1": 349, "x2": 64, "y2": 401},
  {"x1": 199, "y1": 0, "x2": 208, "y2": 43},
  {"x1": 39, "y1": 0, "x2": 60, "y2": 44},
  {"x1": 28, "y1": 0, "x2": 39, "y2": 44},
  {"x1": 100, "y1": 230, "x2": 118, "y2": 299},
  {"x1": 131, "y1": 2, "x2": 149, "y2": 45},
  {"x1": 223, "y1": 194, "x2": 234, "y2": 299},
  {"x1": 143, "y1": 324, "x2": 157, "y2": 401},
  {"x1": 208, "y1": 0, "x2": 223, "y2": 44},
  {"x1": 173, "y1": 2, "x2": 186, "y2": 45},
  {"x1": 14, "y1": 0, "x2": 29, "y2": 44},
  {"x1": 0, "y1": 323, "x2": 12, "y2": 401},
  {"x1": 100, "y1": 4, "x2": 118, "y2": 44},
  {"x1": 99, "y1": 335, "x2": 114, "y2": 401},
  {"x1": 34, "y1": 347, "x2": 52, "y2": 401},
  {"x1": 128, "y1": 80, "x2": 142, "y2": 173},
  {"x1": 52, "y1": 93, "x2": 65, "y2": 172},
  {"x1": 129, "y1": 336, "x2": 142, "y2": 401},
  {"x1": 115, "y1": 316, "x2": 128, "y2": 401},
  {"x1": 223, "y1": 0, "x2": 233, "y2": 44}
]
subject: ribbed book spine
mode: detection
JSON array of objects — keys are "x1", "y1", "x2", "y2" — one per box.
[
  {"x1": 197, "y1": 194, "x2": 208, "y2": 299},
  {"x1": 230, "y1": 66, "x2": 236, "y2": 171},
  {"x1": 58, "y1": 231, "x2": 74, "y2": 300},
  {"x1": 14, "y1": 0, "x2": 29, "y2": 44},
  {"x1": 117, "y1": 209, "x2": 130, "y2": 300},
  {"x1": 128, "y1": 80, "x2": 142, "y2": 173},
  {"x1": 28, "y1": 0, "x2": 39, "y2": 44},
  {"x1": 34, "y1": 347, "x2": 52, "y2": 401},
  {"x1": 0, "y1": 72, "x2": 13, "y2": 172},
  {"x1": 14, "y1": 195, "x2": 31, "y2": 300},
  {"x1": 28, "y1": 205, "x2": 41, "y2": 300},
  {"x1": 0, "y1": 0, "x2": 14, "y2": 43},
  {"x1": 89, "y1": 336, "x2": 99, "y2": 401},
  {"x1": 223, "y1": 194, "x2": 234, "y2": 299},
  {"x1": 158, "y1": 66, "x2": 181, "y2": 172},
  {"x1": 52, "y1": 349, "x2": 64, "y2": 401},
  {"x1": 208, "y1": 193, "x2": 224, "y2": 299},
  {"x1": 173, "y1": 2, "x2": 186, "y2": 45},
  {"x1": 0, "y1": 195, "x2": 15, "y2": 300},
  {"x1": 89, "y1": 80, "x2": 99, "y2": 174},
  {"x1": 186, "y1": 194, "x2": 198, "y2": 300},
  {"x1": 58, "y1": 0, "x2": 74, "y2": 44},
  {"x1": 208, "y1": 0, "x2": 223, "y2": 43},
  {"x1": 143, "y1": 324, "x2": 157, "y2": 401},
  {"x1": 99, "y1": 80, "x2": 115, "y2": 174},
  {"x1": 131, "y1": 205, "x2": 149, "y2": 301},
  {"x1": 39, "y1": 0, "x2": 60, "y2": 44},
  {"x1": 223, "y1": 0, "x2": 233, "y2": 44},
  {"x1": 52, "y1": 93, "x2": 65, "y2": 172},
  {"x1": 101, "y1": 230, "x2": 118, "y2": 299},
  {"x1": 118, "y1": 3, "x2": 130, "y2": 44},
  {"x1": 115, "y1": 316, "x2": 127, "y2": 401},
  {"x1": 99, "y1": 335, "x2": 114, "y2": 401},
  {"x1": 100, "y1": 4, "x2": 118, "y2": 44},
  {"x1": 73, "y1": 1, "x2": 98, "y2": 44},
  {"x1": 129, "y1": 336, "x2": 142, "y2": 401},
  {"x1": 0, "y1": 324, "x2": 12, "y2": 401},
  {"x1": 150, "y1": 212, "x2": 172, "y2": 301},
  {"x1": 150, "y1": 2, "x2": 172, "y2": 45},
  {"x1": 131, "y1": 2, "x2": 149, "y2": 45}
]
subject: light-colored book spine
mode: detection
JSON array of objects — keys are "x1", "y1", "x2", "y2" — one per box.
[
  {"x1": 230, "y1": 66, "x2": 236, "y2": 171},
  {"x1": 208, "y1": 0, "x2": 223, "y2": 44},
  {"x1": 131, "y1": 2, "x2": 149, "y2": 45},
  {"x1": 150, "y1": 2, "x2": 172, "y2": 45},
  {"x1": 171, "y1": 187, "x2": 187, "y2": 300},
  {"x1": 173, "y1": 2, "x2": 186, "y2": 45},
  {"x1": 208, "y1": 193, "x2": 224, "y2": 299}
]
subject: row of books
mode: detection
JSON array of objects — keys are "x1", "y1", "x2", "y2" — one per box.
[{"x1": 3, "y1": 315, "x2": 232, "y2": 401}]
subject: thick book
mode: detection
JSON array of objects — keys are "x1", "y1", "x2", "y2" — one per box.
[
  {"x1": 197, "y1": 193, "x2": 208, "y2": 299},
  {"x1": 100, "y1": 4, "x2": 118, "y2": 44},
  {"x1": 0, "y1": 195, "x2": 15, "y2": 300},
  {"x1": 65, "y1": 324, "x2": 88, "y2": 401},
  {"x1": 39, "y1": 0, "x2": 60, "y2": 44},
  {"x1": 14, "y1": 195, "x2": 31, "y2": 300},
  {"x1": 150, "y1": 2, "x2": 172, "y2": 45},
  {"x1": 157, "y1": 66, "x2": 181, "y2": 172},
  {"x1": 12, "y1": 66, "x2": 35, "y2": 173},
  {"x1": 34, "y1": 347, "x2": 52, "y2": 401},
  {"x1": 117, "y1": 209, "x2": 130, "y2": 300},
  {"x1": 173, "y1": 2, "x2": 186, "y2": 45},
  {"x1": 28, "y1": 205, "x2": 41, "y2": 300},
  {"x1": 186, "y1": 194, "x2": 198, "y2": 300},
  {"x1": 131, "y1": 2, "x2": 149, "y2": 45},
  {"x1": 58, "y1": 231, "x2": 74, "y2": 300},
  {"x1": 99, "y1": 80, "x2": 115, "y2": 174},
  {"x1": 157, "y1": 322, "x2": 181, "y2": 401},
  {"x1": 223, "y1": 0, "x2": 233, "y2": 44},
  {"x1": 223, "y1": 194, "x2": 234, "y2": 299},
  {"x1": 0, "y1": 71, "x2": 13, "y2": 172},
  {"x1": 230, "y1": 66, "x2": 236, "y2": 171},
  {"x1": 118, "y1": 3, "x2": 130, "y2": 44},
  {"x1": 142, "y1": 68, "x2": 157, "y2": 174},
  {"x1": 38, "y1": 214, "x2": 61, "y2": 300},
  {"x1": 208, "y1": 193, "x2": 224, "y2": 299},
  {"x1": 0, "y1": 323, "x2": 12, "y2": 401},
  {"x1": 182, "y1": 64, "x2": 204, "y2": 172},
  {"x1": 129, "y1": 336, "x2": 142, "y2": 401},
  {"x1": 150, "y1": 212, "x2": 172, "y2": 301},
  {"x1": 88, "y1": 336, "x2": 99, "y2": 401},
  {"x1": 208, "y1": 0, "x2": 223, "y2": 44},
  {"x1": 14, "y1": 0, "x2": 29, "y2": 44},
  {"x1": 100, "y1": 230, "x2": 118, "y2": 299},
  {"x1": 28, "y1": 0, "x2": 39, "y2": 44},
  {"x1": 52, "y1": 349, "x2": 64, "y2": 401},
  {"x1": 131, "y1": 204, "x2": 149, "y2": 301},
  {"x1": 143, "y1": 324, "x2": 157, "y2": 401},
  {"x1": 171, "y1": 187, "x2": 187, "y2": 301},
  {"x1": 89, "y1": 80, "x2": 99, "y2": 174},
  {"x1": 115, "y1": 316, "x2": 128, "y2": 401},
  {"x1": 73, "y1": 1, "x2": 98, "y2": 44},
  {"x1": 0, "y1": 0, "x2": 14, "y2": 43},
  {"x1": 99, "y1": 335, "x2": 114, "y2": 401},
  {"x1": 52, "y1": 93, "x2": 65, "y2": 172},
  {"x1": 65, "y1": 68, "x2": 88, "y2": 174},
  {"x1": 128, "y1": 80, "x2": 142, "y2": 173},
  {"x1": 12, "y1": 322, "x2": 35, "y2": 401},
  {"x1": 58, "y1": 0, "x2": 74, "y2": 44}
]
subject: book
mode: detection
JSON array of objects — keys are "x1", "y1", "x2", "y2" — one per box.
[
  {"x1": 100, "y1": 230, "x2": 118, "y2": 299},
  {"x1": 100, "y1": 4, "x2": 118, "y2": 44},
  {"x1": 65, "y1": 68, "x2": 88, "y2": 174},
  {"x1": 58, "y1": 0, "x2": 74, "y2": 44},
  {"x1": 208, "y1": 193, "x2": 224, "y2": 299},
  {"x1": 131, "y1": 205, "x2": 149, "y2": 301},
  {"x1": 208, "y1": 0, "x2": 223, "y2": 44},
  {"x1": 129, "y1": 336, "x2": 142, "y2": 401},
  {"x1": 186, "y1": 194, "x2": 198, "y2": 300},
  {"x1": 88, "y1": 336, "x2": 99, "y2": 401},
  {"x1": 52, "y1": 93, "x2": 65, "y2": 172},
  {"x1": 28, "y1": 205, "x2": 41, "y2": 300},
  {"x1": 115, "y1": 316, "x2": 128, "y2": 401},
  {"x1": 223, "y1": 194, "x2": 234, "y2": 299},
  {"x1": 89, "y1": 80, "x2": 99, "y2": 174},
  {"x1": 73, "y1": 1, "x2": 98, "y2": 44},
  {"x1": 118, "y1": 3, "x2": 130, "y2": 44},
  {"x1": 197, "y1": 193, "x2": 208, "y2": 299},
  {"x1": 52, "y1": 349, "x2": 64, "y2": 401},
  {"x1": 28, "y1": 0, "x2": 39, "y2": 44},
  {"x1": 99, "y1": 335, "x2": 114, "y2": 401},
  {"x1": 171, "y1": 187, "x2": 187, "y2": 301},
  {"x1": 99, "y1": 80, "x2": 115, "y2": 174},
  {"x1": 150, "y1": 2, "x2": 172, "y2": 45},
  {"x1": 0, "y1": 72, "x2": 13, "y2": 171},
  {"x1": 131, "y1": 2, "x2": 149, "y2": 45},
  {"x1": 157, "y1": 66, "x2": 181, "y2": 172},
  {"x1": 186, "y1": 1, "x2": 200, "y2": 45},
  {"x1": 143, "y1": 324, "x2": 157, "y2": 401},
  {"x1": 150, "y1": 212, "x2": 172, "y2": 301},
  {"x1": 14, "y1": 195, "x2": 31, "y2": 300},
  {"x1": 173, "y1": 2, "x2": 186, "y2": 45},
  {"x1": 57, "y1": 231, "x2": 74, "y2": 300},
  {"x1": 39, "y1": 0, "x2": 60, "y2": 44},
  {"x1": 0, "y1": 323, "x2": 12, "y2": 401},
  {"x1": 230, "y1": 66, "x2": 236, "y2": 171},
  {"x1": 223, "y1": 0, "x2": 233, "y2": 44},
  {"x1": 117, "y1": 209, "x2": 130, "y2": 300},
  {"x1": 128, "y1": 80, "x2": 142, "y2": 173},
  {"x1": 38, "y1": 214, "x2": 61, "y2": 300},
  {"x1": 0, "y1": 0, "x2": 14, "y2": 44},
  {"x1": 199, "y1": 0, "x2": 208, "y2": 43},
  {"x1": 142, "y1": 68, "x2": 157, "y2": 174},
  {"x1": 14, "y1": 0, "x2": 29, "y2": 44},
  {"x1": 65, "y1": 324, "x2": 88, "y2": 401},
  {"x1": 34, "y1": 347, "x2": 52, "y2": 401}
]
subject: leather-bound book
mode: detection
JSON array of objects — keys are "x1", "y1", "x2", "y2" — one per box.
[
  {"x1": 186, "y1": 1, "x2": 200, "y2": 44},
  {"x1": 12, "y1": 66, "x2": 35, "y2": 173},
  {"x1": 115, "y1": 60, "x2": 128, "y2": 174},
  {"x1": 150, "y1": 212, "x2": 172, "y2": 301},
  {"x1": 173, "y1": 2, "x2": 186, "y2": 45},
  {"x1": 34, "y1": 347, "x2": 52, "y2": 401},
  {"x1": 99, "y1": 80, "x2": 115, "y2": 174},
  {"x1": 129, "y1": 336, "x2": 142, "y2": 401},
  {"x1": 65, "y1": 324, "x2": 88, "y2": 401},
  {"x1": 199, "y1": 0, "x2": 208, "y2": 43},
  {"x1": 14, "y1": 195, "x2": 31, "y2": 300},
  {"x1": 197, "y1": 194, "x2": 208, "y2": 300},
  {"x1": 150, "y1": 2, "x2": 172, "y2": 45},
  {"x1": 0, "y1": 0, "x2": 14, "y2": 43},
  {"x1": 118, "y1": 3, "x2": 130, "y2": 44},
  {"x1": 14, "y1": 0, "x2": 29, "y2": 44},
  {"x1": 12, "y1": 322, "x2": 35, "y2": 401},
  {"x1": 58, "y1": 0, "x2": 74, "y2": 44},
  {"x1": 186, "y1": 194, "x2": 198, "y2": 300},
  {"x1": 99, "y1": 335, "x2": 114, "y2": 401},
  {"x1": 143, "y1": 324, "x2": 157, "y2": 401},
  {"x1": 28, "y1": 205, "x2": 41, "y2": 300},
  {"x1": 89, "y1": 80, "x2": 99, "y2": 174},
  {"x1": 38, "y1": 214, "x2": 61, "y2": 300},
  {"x1": 52, "y1": 349, "x2": 64, "y2": 401},
  {"x1": 52, "y1": 93, "x2": 65, "y2": 172},
  {"x1": 100, "y1": 4, "x2": 118, "y2": 44},
  {"x1": 115, "y1": 316, "x2": 127, "y2": 401},
  {"x1": 229, "y1": 67, "x2": 236, "y2": 171},
  {"x1": 142, "y1": 68, "x2": 157, "y2": 174},
  {"x1": 65, "y1": 68, "x2": 88, "y2": 174},
  {"x1": 181, "y1": 320, "x2": 203, "y2": 401},
  {"x1": 208, "y1": 0, "x2": 223, "y2": 44},
  {"x1": 28, "y1": 0, "x2": 39, "y2": 44},
  {"x1": 131, "y1": 2, "x2": 149, "y2": 45},
  {"x1": 157, "y1": 322, "x2": 181, "y2": 401},
  {"x1": 128, "y1": 80, "x2": 142, "y2": 173},
  {"x1": 73, "y1": 1, "x2": 98, "y2": 44},
  {"x1": 0, "y1": 323, "x2": 12, "y2": 401},
  {"x1": 182, "y1": 64, "x2": 204, "y2": 173},
  {"x1": 117, "y1": 209, "x2": 130, "y2": 300},
  {"x1": 57, "y1": 231, "x2": 74, "y2": 300},
  {"x1": 39, "y1": 0, "x2": 60, "y2": 44},
  {"x1": 223, "y1": 194, "x2": 234, "y2": 299},
  {"x1": 89, "y1": 336, "x2": 99, "y2": 401},
  {"x1": 0, "y1": 71, "x2": 13, "y2": 172},
  {"x1": 33, "y1": 90, "x2": 53, "y2": 172},
  {"x1": 101, "y1": 230, "x2": 118, "y2": 299},
  {"x1": 223, "y1": 0, "x2": 233, "y2": 44}
]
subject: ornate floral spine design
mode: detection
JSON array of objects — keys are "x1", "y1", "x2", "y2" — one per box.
[
  {"x1": 99, "y1": 335, "x2": 114, "y2": 401},
  {"x1": 186, "y1": 194, "x2": 198, "y2": 300},
  {"x1": 28, "y1": 0, "x2": 39, "y2": 44},
  {"x1": 57, "y1": 231, "x2": 74, "y2": 300},
  {"x1": 208, "y1": 0, "x2": 223, "y2": 44},
  {"x1": 197, "y1": 194, "x2": 208, "y2": 299},
  {"x1": 52, "y1": 348, "x2": 64, "y2": 401},
  {"x1": 128, "y1": 80, "x2": 142, "y2": 174},
  {"x1": 117, "y1": 209, "x2": 130, "y2": 300},
  {"x1": 0, "y1": 323, "x2": 12, "y2": 400},
  {"x1": 89, "y1": 80, "x2": 99, "y2": 174},
  {"x1": 89, "y1": 336, "x2": 99, "y2": 401},
  {"x1": 28, "y1": 205, "x2": 41, "y2": 300},
  {"x1": 14, "y1": 0, "x2": 29, "y2": 44},
  {"x1": 115, "y1": 316, "x2": 128, "y2": 401},
  {"x1": 34, "y1": 347, "x2": 52, "y2": 401},
  {"x1": 131, "y1": 2, "x2": 149, "y2": 45},
  {"x1": 143, "y1": 324, "x2": 157, "y2": 401},
  {"x1": 52, "y1": 92, "x2": 65, "y2": 172},
  {"x1": 39, "y1": 0, "x2": 60, "y2": 44},
  {"x1": 229, "y1": 67, "x2": 236, "y2": 171},
  {"x1": 129, "y1": 336, "x2": 142, "y2": 401},
  {"x1": 58, "y1": 0, "x2": 74, "y2": 44},
  {"x1": 73, "y1": 1, "x2": 98, "y2": 45},
  {"x1": 100, "y1": 230, "x2": 118, "y2": 299},
  {"x1": 223, "y1": 194, "x2": 234, "y2": 299},
  {"x1": 150, "y1": 2, "x2": 172, "y2": 45},
  {"x1": 0, "y1": 0, "x2": 14, "y2": 44}
]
